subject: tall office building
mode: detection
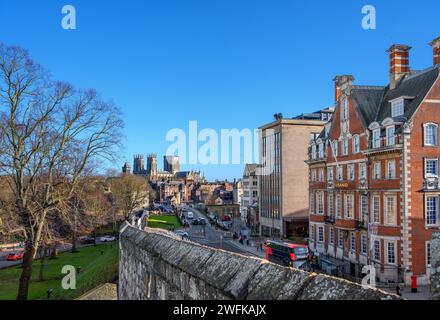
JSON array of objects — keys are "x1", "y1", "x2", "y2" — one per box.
[{"x1": 164, "y1": 155, "x2": 180, "y2": 174}]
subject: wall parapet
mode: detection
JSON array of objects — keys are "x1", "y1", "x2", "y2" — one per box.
[{"x1": 119, "y1": 224, "x2": 400, "y2": 300}]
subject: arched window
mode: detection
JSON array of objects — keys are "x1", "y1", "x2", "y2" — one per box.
[{"x1": 424, "y1": 123, "x2": 438, "y2": 146}]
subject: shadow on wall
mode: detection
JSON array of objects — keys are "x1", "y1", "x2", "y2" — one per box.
[{"x1": 118, "y1": 223, "x2": 401, "y2": 300}]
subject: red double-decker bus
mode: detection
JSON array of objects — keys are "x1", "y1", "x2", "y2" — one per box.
[{"x1": 265, "y1": 240, "x2": 310, "y2": 269}]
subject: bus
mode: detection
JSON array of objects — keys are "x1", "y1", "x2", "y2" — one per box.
[{"x1": 264, "y1": 240, "x2": 310, "y2": 269}]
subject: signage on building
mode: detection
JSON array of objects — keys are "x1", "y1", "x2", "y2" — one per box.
[{"x1": 334, "y1": 182, "x2": 349, "y2": 189}]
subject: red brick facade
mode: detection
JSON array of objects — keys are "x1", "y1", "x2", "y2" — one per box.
[{"x1": 307, "y1": 40, "x2": 440, "y2": 285}]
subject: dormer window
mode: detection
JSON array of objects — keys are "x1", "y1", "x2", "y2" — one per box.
[{"x1": 391, "y1": 98, "x2": 404, "y2": 117}]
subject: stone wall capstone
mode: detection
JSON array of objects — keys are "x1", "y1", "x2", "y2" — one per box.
[{"x1": 118, "y1": 223, "x2": 400, "y2": 300}]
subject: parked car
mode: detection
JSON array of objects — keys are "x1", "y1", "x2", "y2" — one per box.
[
  {"x1": 79, "y1": 236, "x2": 95, "y2": 245},
  {"x1": 174, "y1": 230, "x2": 189, "y2": 239},
  {"x1": 199, "y1": 218, "x2": 207, "y2": 225},
  {"x1": 187, "y1": 212, "x2": 194, "y2": 219},
  {"x1": 192, "y1": 218, "x2": 201, "y2": 225},
  {"x1": 222, "y1": 215, "x2": 232, "y2": 222},
  {"x1": 6, "y1": 252, "x2": 24, "y2": 261},
  {"x1": 99, "y1": 235, "x2": 117, "y2": 242}
]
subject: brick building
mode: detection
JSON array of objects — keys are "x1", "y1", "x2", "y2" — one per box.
[{"x1": 307, "y1": 38, "x2": 440, "y2": 285}]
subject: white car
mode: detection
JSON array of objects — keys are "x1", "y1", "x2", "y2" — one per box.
[
  {"x1": 173, "y1": 230, "x2": 189, "y2": 239},
  {"x1": 187, "y1": 212, "x2": 194, "y2": 219},
  {"x1": 99, "y1": 236, "x2": 117, "y2": 242}
]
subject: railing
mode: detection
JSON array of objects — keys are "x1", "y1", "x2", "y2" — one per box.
[
  {"x1": 325, "y1": 215, "x2": 335, "y2": 223},
  {"x1": 368, "y1": 135, "x2": 403, "y2": 150}
]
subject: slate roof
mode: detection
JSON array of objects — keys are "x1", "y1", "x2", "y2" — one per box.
[
  {"x1": 350, "y1": 65, "x2": 439, "y2": 128},
  {"x1": 376, "y1": 66, "x2": 440, "y2": 122}
]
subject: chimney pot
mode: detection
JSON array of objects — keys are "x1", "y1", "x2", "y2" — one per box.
[
  {"x1": 333, "y1": 75, "x2": 354, "y2": 103},
  {"x1": 387, "y1": 44, "x2": 411, "y2": 89},
  {"x1": 429, "y1": 37, "x2": 440, "y2": 66}
]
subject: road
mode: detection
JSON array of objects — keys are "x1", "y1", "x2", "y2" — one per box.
[{"x1": 183, "y1": 206, "x2": 254, "y2": 256}]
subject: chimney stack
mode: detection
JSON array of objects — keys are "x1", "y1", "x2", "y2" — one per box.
[
  {"x1": 333, "y1": 75, "x2": 354, "y2": 103},
  {"x1": 429, "y1": 37, "x2": 440, "y2": 66},
  {"x1": 388, "y1": 44, "x2": 411, "y2": 89}
]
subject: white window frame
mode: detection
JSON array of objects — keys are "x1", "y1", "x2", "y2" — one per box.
[
  {"x1": 342, "y1": 98, "x2": 349, "y2": 121},
  {"x1": 310, "y1": 225, "x2": 315, "y2": 242},
  {"x1": 386, "y1": 160, "x2": 396, "y2": 179},
  {"x1": 329, "y1": 227, "x2": 334, "y2": 245},
  {"x1": 385, "y1": 241, "x2": 396, "y2": 265},
  {"x1": 373, "y1": 129, "x2": 381, "y2": 148},
  {"x1": 319, "y1": 168, "x2": 324, "y2": 182},
  {"x1": 336, "y1": 193, "x2": 342, "y2": 218},
  {"x1": 352, "y1": 135, "x2": 360, "y2": 153},
  {"x1": 317, "y1": 191, "x2": 324, "y2": 215},
  {"x1": 385, "y1": 194, "x2": 397, "y2": 226},
  {"x1": 372, "y1": 195, "x2": 381, "y2": 224},
  {"x1": 361, "y1": 235, "x2": 368, "y2": 255},
  {"x1": 327, "y1": 167, "x2": 334, "y2": 181},
  {"x1": 360, "y1": 195, "x2": 369, "y2": 222},
  {"x1": 317, "y1": 226, "x2": 324, "y2": 243},
  {"x1": 348, "y1": 164, "x2": 355, "y2": 181},
  {"x1": 338, "y1": 230, "x2": 344, "y2": 248},
  {"x1": 386, "y1": 126, "x2": 395, "y2": 146},
  {"x1": 426, "y1": 241, "x2": 432, "y2": 268},
  {"x1": 424, "y1": 123, "x2": 438, "y2": 147},
  {"x1": 350, "y1": 232, "x2": 356, "y2": 252},
  {"x1": 337, "y1": 165, "x2": 343, "y2": 181},
  {"x1": 342, "y1": 139, "x2": 349, "y2": 156},
  {"x1": 332, "y1": 140, "x2": 339, "y2": 157},
  {"x1": 426, "y1": 195, "x2": 439, "y2": 227},
  {"x1": 373, "y1": 162, "x2": 381, "y2": 180},
  {"x1": 311, "y1": 144, "x2": 317, "y2": 159},
  {"x1": 391, "y1": 98, "x2": 404, "y2": 117},
  {"x1": 318, "y1": 143, "x2": 324, "y2": 158},
  {"x1": 359, "y1": 163, "x2": 367, "y2": 180},
  {"x1": 345, "y1": 193, "x2": 354, "y2": 219},
  {"x1": 328, "y1": 192, "x2": 334, "y2": 216},
  {"x1": 309, "y1": 192, "x2": 315, "y2": 214},
  {"x1": 373, "y1": 239, "x2": 381, "y2": 262},
  {"x1": 425, "y1": 158, "x2": 439, "y2": 178}
]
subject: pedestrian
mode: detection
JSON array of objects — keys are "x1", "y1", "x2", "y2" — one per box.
[
  {"x1": 246, "y1": 239, "x2": 250, "y2": 246},
  {"x1": 396, "y1": 285, "x2": 402, "y2": 297},
  {"x1": 259, "y1": 242, "x2": 263, "y2": 251}
]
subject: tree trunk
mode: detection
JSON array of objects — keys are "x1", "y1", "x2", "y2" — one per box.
[
  {"x1": 49, "y1": 242, "x2": 57, "y2": 259},
  {"x1": 71, "y1": 234, "x2": 78, "y2": 253},
  {"x1": 38, "y1": 245, "x2": 48, "y2": 282},
  {"x1": 16, "y1": 246, "x2": 36, "y2": 300}
]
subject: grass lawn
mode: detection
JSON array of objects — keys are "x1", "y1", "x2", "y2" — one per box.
[
  {"x1": 148, "y1": 214, "x2": 181, "y2": 230},
  {"x1": 0, "y1": 243, "x2": 119, "y2": 300}
]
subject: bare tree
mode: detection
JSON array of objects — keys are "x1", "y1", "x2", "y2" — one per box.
[
  {"x1": 85, "y1": 188, "x2": 111, "y2": 246},
  {"x1": 0, "y1": 44, "x2": 123, "y2": 300},
  {"x1": 110, "y1": 175, "x2": 149, "y2": 220}
]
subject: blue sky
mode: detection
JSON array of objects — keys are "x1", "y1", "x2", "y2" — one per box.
[{"x1": 1, "y1": 0, "x2": 439, "y2": 180}]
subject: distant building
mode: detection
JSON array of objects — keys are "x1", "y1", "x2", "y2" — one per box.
[
  {"x1": 233, "y1": 180, "x2": 243, "y2": 206},
  {"x1": 133, "y1": 154, "x2": 145, "y2": 175},
  {"x1": 122, "y1": 162, "x2": 131, "y2": 176},
  {"x1": 241, "y1": 164, "x2": 259, "y2": 234},
  {"x1": 146, "y1": 154, "x2": 158, "y2": 176},
  {"x1": 164, "y1": 155, "x2": 180, "y2": 174},
  {"x1": 259, "y1": 108, "x2": 333, "y2": 239}
]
